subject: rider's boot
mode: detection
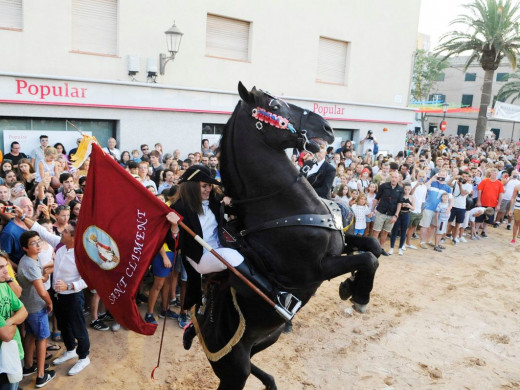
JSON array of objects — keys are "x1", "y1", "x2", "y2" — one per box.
[{"x1": 234, "y1": 262, "x2": 301, "y2": 322}]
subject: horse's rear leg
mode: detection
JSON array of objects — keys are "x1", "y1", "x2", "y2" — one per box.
[
  {"x1": 251, "y1": 364, "x2": 277, "y2": 390},
  {"x1": 319, "y1": 252, "x2": 379, "y2": 305}
]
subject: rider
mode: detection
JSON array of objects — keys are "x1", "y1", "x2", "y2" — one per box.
[{"x1": 165, "y1": 165, "x2": 298, "y2": 348}]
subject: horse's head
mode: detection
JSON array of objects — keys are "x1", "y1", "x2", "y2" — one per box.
[{"x1": 237, "y1": 82, "x2": 334, "y2": 153}]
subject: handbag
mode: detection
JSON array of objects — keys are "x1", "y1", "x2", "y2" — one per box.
[
  {"x1": 0, "y1": 339, "x2": 22, "y2": 383},
  {"x1": 466, "y1": 196, "x2": 474, "y2": 211}
]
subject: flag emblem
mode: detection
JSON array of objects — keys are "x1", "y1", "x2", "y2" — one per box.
[{"x1": 83, "y1": 225, "x2": 120, "y2": 271}]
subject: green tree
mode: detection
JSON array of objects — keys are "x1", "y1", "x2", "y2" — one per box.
[
  {"x1": 497, "y1": 67, "x2": 520, "y2": 102},
  {"x1": 410, "y1": 49, "x2": 448, "y2": 132},
  {"x1": 435, "y1": 0, "x2": 520, "y2": 145}
]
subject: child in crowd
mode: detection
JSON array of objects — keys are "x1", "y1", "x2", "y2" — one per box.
[
  {"x1": 335, "y1": 184, "x2": 349, "y2": 202},
  {"x1": 131, "y1": 149, "x2": 141, "y2": 162},
  {"x1": 434, "y1": 192, "x2": 451, "y2": 252},
  {"x1": 36, "y1": 147, "x2": 60, "y2": 189},
  {"x1": 349, "y1": 189, "x2": 359, "y2": 206},
  {"x1": 351, "y1": 194, "x2": 373, "y2": 236},
  {"x1": 364, "y1": 182, "x2": 377, "y2": 236},
  {"x1": 468, "y1": 206, "x2": 494, "y2": 240}
]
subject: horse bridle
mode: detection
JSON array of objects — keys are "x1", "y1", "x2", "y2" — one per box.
[
  {"x1": 231, "y1": 95, "x2": 317, "y2": 206},
  {"x1": 251, "y1": 90, "x2": 320, "y2": 157}
]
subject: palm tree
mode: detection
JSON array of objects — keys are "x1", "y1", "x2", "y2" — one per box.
[
  {"x1": 497, "y1": 67, "x2": 520, "y2": 102},
  {"x1": 436, "y1": 0, "x2": 520, "y2": 145}
]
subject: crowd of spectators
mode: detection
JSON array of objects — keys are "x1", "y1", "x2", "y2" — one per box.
[
  {"x1": 0, "y1": 129, "x2": 519, "y2": 388},
  {"x1": 315, "y1": 131, "x2": 520, "y2": 256}
]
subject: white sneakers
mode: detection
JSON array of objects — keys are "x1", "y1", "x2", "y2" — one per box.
[
  {"x1": 406, "y1": 244, "x2": 418, "y2": 249},
  {"x1": 53, "y1": 350, "x2": 78, "y2": 366},
  {"x1": 459, "y1": 236, "x2": 468, "y2": 243},
  {"x1": 388, "y1": 248, "x2": 394, "y2": 255},
  {"x1": 68, "y1": 357, "x2": 90, "y2": 376},
  {"x1": 53, "y1": 349, "x2": 90, "y2": 376},
  {"x1": 398, "y1": 248, "x2": 404, "y2": 256}
]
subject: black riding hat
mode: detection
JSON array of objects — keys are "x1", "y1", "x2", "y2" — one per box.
[{"x1": 178, "y1": 165, "x2": 221, "y2": 186}]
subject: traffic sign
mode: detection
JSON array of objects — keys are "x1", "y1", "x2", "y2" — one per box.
[{"x1": 440, "y1": 121, "x2": 447, "y2": 132}]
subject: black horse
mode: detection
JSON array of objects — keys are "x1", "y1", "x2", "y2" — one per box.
[{"x1": 194, "y1": 82, "x2": 380, "y2": 389}]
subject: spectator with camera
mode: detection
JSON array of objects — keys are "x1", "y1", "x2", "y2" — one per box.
[
  {"x1": 55, "y1": 173, "x2": 81, "y2": 206},
  {"x1": 360, "y1": 130, "x2": 378, "y2": 157},
  {"x1": 446, "y1": 170, "x2": 472, "y2": 244}
]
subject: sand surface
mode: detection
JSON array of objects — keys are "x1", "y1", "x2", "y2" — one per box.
[{"x1": 20, "y1": 227, "x2": 520, "y2": 389}]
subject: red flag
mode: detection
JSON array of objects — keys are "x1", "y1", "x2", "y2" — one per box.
[{"x1": 75, "y1": 143, "x2": 179, "y2": 335}]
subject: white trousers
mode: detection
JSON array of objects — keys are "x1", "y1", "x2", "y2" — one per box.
[{"x1": 187, "y1": 248, "x2": 244, "y2": 275}]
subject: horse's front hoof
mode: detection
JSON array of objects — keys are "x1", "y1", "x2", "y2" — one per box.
[{"x1": 339, "y1": 279, "x2": 352, "y2": 301}]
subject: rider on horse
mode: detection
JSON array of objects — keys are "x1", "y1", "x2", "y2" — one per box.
[{"x1": 165, "y1": 165, "x2": 299, "y2": 348}]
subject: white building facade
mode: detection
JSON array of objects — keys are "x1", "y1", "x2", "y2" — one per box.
[
  {"x1": 419, "y1": 56, "x2": 519, "y2": 140},
  {"x1": 0, "y1": 0, "x2": 420, "y2": 156}
]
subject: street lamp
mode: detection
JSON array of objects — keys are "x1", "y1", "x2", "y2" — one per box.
[
  {"x1": 159, "y1": 21, "x2": 183, "y2": 75},
  {"x1": 442, "y1": 103, "x2": 449, "y2": 121}
]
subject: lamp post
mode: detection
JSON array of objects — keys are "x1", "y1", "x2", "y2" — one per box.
[
  {"x1": 442, "y1": 103, "x2": 449, "y2": 121},
  {"x1": 159, "y1": 21, "x2": 183, "y2": 75},
  {"x1": 439, "y1": 103, "x2": 449, "y2": 133}
]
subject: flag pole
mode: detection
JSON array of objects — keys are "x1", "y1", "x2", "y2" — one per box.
[{"x1": 177, "y1": 221, "x2": 294, "y2": 321}]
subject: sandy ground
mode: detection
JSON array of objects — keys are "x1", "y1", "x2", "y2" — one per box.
[{"x1": 20, "y1": 226, "x2": 520, "y2": 390}]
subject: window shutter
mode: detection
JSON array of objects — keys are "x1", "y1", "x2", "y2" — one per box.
[
  {"x1": 317, "y1": 37, "x2": 348, "y2": 84},
  {"x1": 72, "y1": 0, "x2": 118, "y2": 55},
  {"x1": 0, "y1": 0, "x2": 23, "y2": 30},
  {"x1": 206, "y1": 14, "x2": 250, "y2": 61}
]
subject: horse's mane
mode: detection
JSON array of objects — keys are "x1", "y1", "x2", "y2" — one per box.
[{"x1": 219, "y1": 102, "x2": 246, "y2": 197}]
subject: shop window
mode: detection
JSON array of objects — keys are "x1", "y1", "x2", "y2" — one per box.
[
  {"x1": 72, "y1": 0, "x2": 118, "y2": 56},
  {"x1": 316, "y1": 37, "x2": 349, "y2": 85},
  {"x1": 206, "y1": 14, "x2": 250, "y2": 61},
  {"x1": 0, "y1": 0, "x2": 22, "y2": 30}
]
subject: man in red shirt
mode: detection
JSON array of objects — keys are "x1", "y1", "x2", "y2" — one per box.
[{"x1": 476, "y1": 168, "x2": 504, "y2": 238}]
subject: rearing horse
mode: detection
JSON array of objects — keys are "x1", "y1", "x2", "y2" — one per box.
[{"x1": 197, "y1": 82, "x2": 380, "y2": 390}]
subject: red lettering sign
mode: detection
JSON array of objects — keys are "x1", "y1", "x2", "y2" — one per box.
[
  {"x1": 312, "y1": 103, "x2": 345, "y2": 116},
  {"x1": 15, "y1": 79, "x2": 87, "y2": 100}
]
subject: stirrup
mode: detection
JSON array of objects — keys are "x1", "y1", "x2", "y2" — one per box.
[{"x1": 274, "y1": 293, "x2": 301, "y2": 322}]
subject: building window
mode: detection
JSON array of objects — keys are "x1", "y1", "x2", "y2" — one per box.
[
  {"x1": 434, "y1": 72, "x2": 445, "y2": 82},
  {"x1": 464, "y1": 73, "x2": 477, "y2": 81},
  {"x1": 461, "y1": 94, "x2": 473, "y2": 108},
  {"x1": 457, "y1": 125, "x2": 469, "y2": 135},
  {"x1": 496, "y1": 73, "x2": 509, "y2": 82},
  {"x1": 206, "y1": 14, "x2": 250, "y2": 61},
  {"x1": 0, "y1": 0, "x2": 23, "y2": 30},
  {"x1": 316, "y1": 37, "x2": 349, "y2": 85},
  {"x1": 490, "y1": 128, "x2": 500, "y2": 139},
  {"x1": 72, "y1": 0, "x2": 118, "y2": 56},
  {"x1": 428, "y1": 93, "x2": 445, "y2": 103}
]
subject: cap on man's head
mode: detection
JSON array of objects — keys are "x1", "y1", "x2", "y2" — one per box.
[{"x1": 178, "y1": 165, "x2": 221, "y2": 186}]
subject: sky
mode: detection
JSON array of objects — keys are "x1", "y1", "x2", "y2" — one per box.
[{"x1": 418, "y1": 0, "x2": 468, "y2": 49}]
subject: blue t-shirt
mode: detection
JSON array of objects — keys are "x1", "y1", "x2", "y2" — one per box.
[
  {"x1": 424, "y1": 181, "x2": 452, "y2": 212},
  {"x1": 0, "y1": 221, "x2": 27, "y2": 264}
]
